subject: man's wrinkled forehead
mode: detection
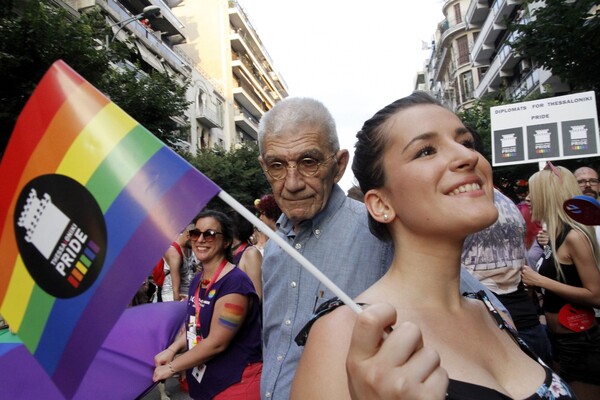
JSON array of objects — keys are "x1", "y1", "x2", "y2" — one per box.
[
  {"x1": 262, "y1": 129, "x2": 330, "y2": 158},
  {"x1": 263, "y1": 147, "x2": 325, "y2": 163}
]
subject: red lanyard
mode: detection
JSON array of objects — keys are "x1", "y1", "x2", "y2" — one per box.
[
  {"x1": 194, "y1": 258, "x2": 228, "y2": 335},
  {"x1": 234, "y1": 242, "x2": 249, "y2": 258}
]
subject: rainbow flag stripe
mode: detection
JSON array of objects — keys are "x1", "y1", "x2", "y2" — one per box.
[{"x1": 0, "y1": 61, "x2": 220, "y2": 397}]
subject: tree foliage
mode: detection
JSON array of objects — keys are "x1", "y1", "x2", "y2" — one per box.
[
  {"x1": 0, "y1": 0, "x2": 190, "y2": 157},
  {"x1": 510, "y1": 0, "x2": 600, "y2": 98},
  {"x1": 0, "y1": 0, "x2": 108, "y2": 155},
  {"x1": 100, "y1": 68, "x2": 190, "y2": 144},
  {"x1": 185, "y1": 145, "x2": 272, "y2": 211}
]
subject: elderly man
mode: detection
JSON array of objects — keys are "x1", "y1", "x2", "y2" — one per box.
[{"x1": 257, "y1": 97, "x2": 505, "y2": 400}]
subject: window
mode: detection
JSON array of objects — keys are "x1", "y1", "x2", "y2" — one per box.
[
  {"x1": 454, "y1": 3, "x2": 462, "y2": 24},
  {"x1": 461, "y1": 71, "x2": 474, "y2": 101},
  {"x1": 456, "y1": 36, "x2": 470, "y2": 65}
]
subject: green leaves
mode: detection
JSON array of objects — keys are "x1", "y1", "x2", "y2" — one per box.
[
  {"x1": 510, "y1": 0, "x2": 600, "y2": 95},
  {"x1": 186, "y1": 145, "x2": 271, "y2": 210},
  {"x1": 0, "y1": 0, "x2": 190, "y2": 159}
]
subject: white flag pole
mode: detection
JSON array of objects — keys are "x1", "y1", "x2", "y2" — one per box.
[{"x1": 218, "y1": 190, "x2": 362, "y2": 314}]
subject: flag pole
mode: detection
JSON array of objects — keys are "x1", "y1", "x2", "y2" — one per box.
[{"x1": 217, "y1": 191, "x2": 362, "y2": 314}]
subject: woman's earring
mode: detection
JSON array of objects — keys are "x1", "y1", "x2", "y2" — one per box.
[{"x1": 383, "y1": 214, "x2": 389, "y2": 221}]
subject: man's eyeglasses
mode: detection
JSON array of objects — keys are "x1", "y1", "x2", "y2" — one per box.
[
  {"x1": 577, "y1": 178, "x2": 599, "y2": 187},
  {"x1": 264, "y1": 154, "x2": 336, "y2": 181},
  {"x1": 189, "y1": 229, "x2": 222, "y2": 242}
]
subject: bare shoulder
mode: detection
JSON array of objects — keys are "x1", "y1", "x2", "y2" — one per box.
[
  {"x1": 164, "y1": 245, "x2": 183, "y2": 264},
  {"x1": 243, "y1": 245, "x2": 263, "y2": 261},
  {"x1": 564, "y1": 228, "x2": 594, "y2": 253},
  {"x1": 292, "y1": 305, "x2": 357, "y2": 400},
  {"x1": 311, "y1": 304, "x2": 356, "y2": 342}
]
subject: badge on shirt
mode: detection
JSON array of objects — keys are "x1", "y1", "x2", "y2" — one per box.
[
  {"x1": 187, "y1": 316, "x2": 198, "y2": 348},
  {"x1": 191, "y1": 365, "x2": 206, "y2": 383},
  {"x1": 558, "y1": 303, "x2": 596, "y2": 331}
]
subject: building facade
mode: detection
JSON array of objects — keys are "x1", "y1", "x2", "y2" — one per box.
[
  {"x1": 423, "y1": 0, "x2": 571, "y2": 112},
  {"x1": 64, "y1": 0, "x2": 288, "y2": 154},
  {"x1": 172, "y1": 0, "x2": 288, "y2": 149}
]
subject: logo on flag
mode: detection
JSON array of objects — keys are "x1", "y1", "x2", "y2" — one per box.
[{"x1": 15, "y1": 174, "x2": 106, "y2": 298}]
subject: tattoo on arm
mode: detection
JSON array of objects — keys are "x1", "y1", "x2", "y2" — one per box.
[{"x1": 218, "y1": 303, "x2": 244, "y2": 330}]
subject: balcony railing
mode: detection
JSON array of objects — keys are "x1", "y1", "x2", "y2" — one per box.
[{"x1": 104, "y1": 0, "x2": 191, "y2": 75}]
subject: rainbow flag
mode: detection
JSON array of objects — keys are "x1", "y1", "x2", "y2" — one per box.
[{"x1": 0, "y1": 60, "x2": 220, "y2": 398}]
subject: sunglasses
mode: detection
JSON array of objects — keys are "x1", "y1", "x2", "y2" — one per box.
[{"x1": 189, "y1": 229, "x2": 223, "y2": 242}]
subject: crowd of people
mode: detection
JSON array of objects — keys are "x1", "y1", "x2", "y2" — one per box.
[{"x1": 131, "y1": 92, "x2": 599, "y2": 400}]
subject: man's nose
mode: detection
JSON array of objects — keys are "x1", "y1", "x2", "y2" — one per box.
[{"x1": 283, "y1": 165, "x2": 305, "y2": 190}]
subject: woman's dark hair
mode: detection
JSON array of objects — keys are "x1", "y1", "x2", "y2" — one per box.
[
  {"x1": 352, "y1": 91, "x2": 443, "y2": 241},
  {"x1": 193, "y1": 209, "x2": 235, "y2": 262},
  {"x1": 465, "y1": 124, "x2": 485, "y2": 154},
  {"x1": 229, "y1": 206, "x2": 256, "y2": 243}
]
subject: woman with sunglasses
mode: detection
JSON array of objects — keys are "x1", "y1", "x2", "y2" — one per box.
[
  {"x1": 153, "y1": 210, "x2": 262, "y2": 400},
  {"x1": 521, "y1": 165, "x2": 600, "y2": 399},
  {"x1": 291, "y1": 92, "x2": 574, "y2": 399}
]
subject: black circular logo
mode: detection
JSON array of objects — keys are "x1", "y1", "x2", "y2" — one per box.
[{"x1": 14, "y1": 174, "x2": 107, "y2": 298}]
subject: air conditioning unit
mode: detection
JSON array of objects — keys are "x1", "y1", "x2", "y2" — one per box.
[{"x1": 519, "y1": 59, "x2": 532, "y2": 74}]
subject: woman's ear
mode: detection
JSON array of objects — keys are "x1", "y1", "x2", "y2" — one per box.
[{"x1": 364, "y1": 189, "x2": 395, "y2": 223}]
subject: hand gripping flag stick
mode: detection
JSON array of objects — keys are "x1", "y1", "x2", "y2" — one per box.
[{"x1": 217, "y1": 191, "x2": 363, "y2": 314}]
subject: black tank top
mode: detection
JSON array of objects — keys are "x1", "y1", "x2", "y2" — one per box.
[{"x1": 537, "y1": 227, "x2": 584, "y2": 313}]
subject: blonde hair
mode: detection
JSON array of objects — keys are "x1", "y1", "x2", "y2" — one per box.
[{"x1": 529, "y1": 166, "x2": 600, "y2": 281}]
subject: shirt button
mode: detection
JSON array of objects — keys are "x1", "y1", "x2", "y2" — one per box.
[
  {"x1": 295, "y1": 243, "x2": 302, "y2": 249},
  {"x1": 265, "y1": 392, "x2": 272, "y2": 398},
  {"x1": 285, "y1": 319, "x2": 292, "y2": 326},
  {"x1": 290, "y1": 281, "x2": 297, "y2": 288},
  {"x1": 277, "y1": 355, "x2": 283, "y2": 361},
  {"x1": 315, "y1": 229, "x2": 321, "y2": 235}
]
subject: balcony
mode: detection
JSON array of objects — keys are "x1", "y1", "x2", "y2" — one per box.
[
  {"x1": 233, "y1": 77, "x2": 265, "y2": 118},
  {"x1": 196, "y1": 102, "x2": 222, "y2": 128},
  {"x1": 234, "y1": 106, "x2": 259, "y2": 139},
  {"x1": 117, "y1": 0, "x2": 186, "y2": 40},
  {"x1": 466, "y1": 0, "x2": 491, "y2": 26},
  {"x1": 470, "y1": 0, "x2": 522, "y2": 65},
  {"x1": 231, "y1": 56, "x2": 279, "y2": 109},
  {"x1": 103, "y1": 0, "x2": 191, "y2": 75},
  {"x1": 228, "y1": 0, "x2": 288, "y2": 99},
  {"x1": 474, "y1": 40, "x2": 532, "y2": 99}
]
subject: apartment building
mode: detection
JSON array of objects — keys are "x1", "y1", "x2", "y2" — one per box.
[
  {"x1": 466, "y1": 0, "x2": 569, "y2": 102},
  {"x1": 64, "y1": 0, "x2": 287, "y2": 153},
  {"x1": 424, "y1": 0, "x2": 570, "y2": 112},
  {"x1": 172, "y1": 0, "x2": 289, "y2": 148}
]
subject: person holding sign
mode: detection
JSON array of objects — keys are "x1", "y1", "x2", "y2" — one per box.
[
  {"x1": 292, "y1": 92, "x2": 574, "y2": 400},
  {"x1": 153, "y1": 210, "x2": 262, "y2": 400},
  {"x1": 522, "y1": 164, "x2": 600, "y2": 399}
]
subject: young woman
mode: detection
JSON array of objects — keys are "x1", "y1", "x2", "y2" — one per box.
[
  {"x1": 153, "y1": 210, "x2": 262, "y2": 400},
  {"x1": 522, "y1": 165, "x2": 600, "y2": 399},
  {"x1": 291, "y1": 92, "x2": 574, "y2": 399}
]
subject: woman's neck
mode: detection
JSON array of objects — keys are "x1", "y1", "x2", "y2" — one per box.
[
  {"x1": 383, "y1": 235, "x2": 465, "y2": 310},
  {"x1": 202, "y1": 257, "x2": 227, "y2": 278}
]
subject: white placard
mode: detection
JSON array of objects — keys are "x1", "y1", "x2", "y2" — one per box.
[{"x1": 490, "y1": 91, "x2": 599, "y2": 166}]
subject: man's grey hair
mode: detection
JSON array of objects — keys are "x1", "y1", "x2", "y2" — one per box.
[{"x1": 257, "y1": 97, "x2": 339, "y2": 155}]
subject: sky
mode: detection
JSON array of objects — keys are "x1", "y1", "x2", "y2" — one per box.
[{"x1": 241, "y1": 0, "x2": 445, "y2": 192}]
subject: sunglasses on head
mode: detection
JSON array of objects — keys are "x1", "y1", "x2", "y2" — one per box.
[{"x1": 189, "y1": 229, "x2": 222, "y2": 242}]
